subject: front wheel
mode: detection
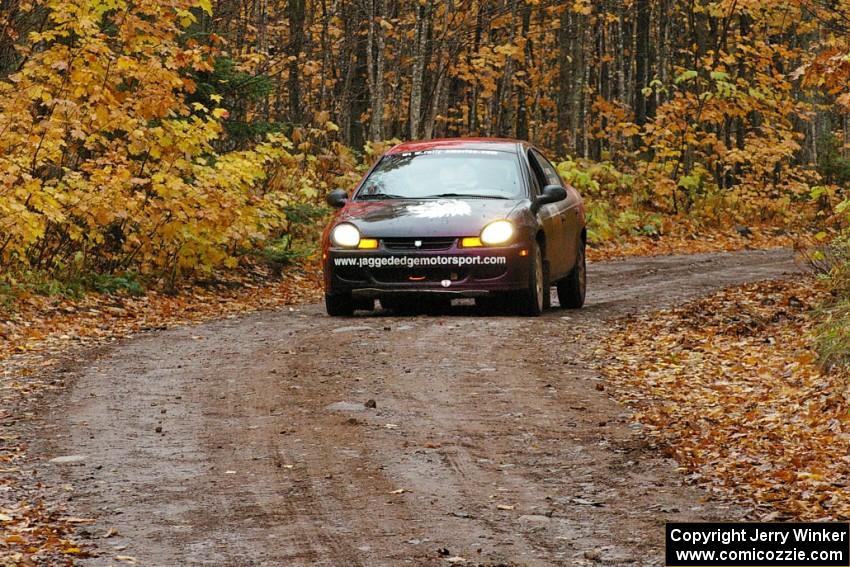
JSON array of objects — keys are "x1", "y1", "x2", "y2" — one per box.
[
  {"x1": 325, "y1": 293, "x2": 354, "y2": 316},
  {"x1": 519, "y1": 242, "x2": 545, "y2": 316},
  {"x1": 557, "y1": 239, "x2": 586, "y2": 309}
]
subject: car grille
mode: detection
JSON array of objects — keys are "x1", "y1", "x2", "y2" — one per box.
[
  {"x1": 372, "y1": 267, "x2": 466, "y2": 284},
  {"x1": 382, "y1": 237, "x2": 456, "y2": 251}
]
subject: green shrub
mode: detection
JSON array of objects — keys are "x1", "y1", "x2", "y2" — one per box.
[
  {"x1": 283, "y1": 203, "x2": 330, "y2": 240},
  {"x1": 814, "y1": 236, "x2": 850, "y2": 371},
  {"x1": 557, "y1": 158, "x2": 663, "y2": 245},
  {"x1": 817, "y1": 133, "x2": 850, "y2": 188},
  {"x1": 556, "y1": 157, "x2": 635, "y2": 199},
  {"x1": 0, "y1": 270, "x2": 143, "y2": 315},
  {"x1": 261, "y1": 235, "x2": 313, "y2": 270},
  {"x1": 90, "y1": 273, "x2": 144, "y2": 296},
  {"x1": 815, "y1": 300, "x2": 850, "y2": 371}
]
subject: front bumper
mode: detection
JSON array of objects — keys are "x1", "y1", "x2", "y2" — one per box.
[{"x1": 324, "y1": 241, "x2": 532, "y2": 297}]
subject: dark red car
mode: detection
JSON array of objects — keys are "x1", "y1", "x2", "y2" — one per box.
[{"x1": 321, "y1": 138, "x2": 586, "y2": 316}]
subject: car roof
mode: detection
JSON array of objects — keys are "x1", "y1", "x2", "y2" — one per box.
[{"x1": 385, "y1": 137, "x2": 526, "y2": 155}]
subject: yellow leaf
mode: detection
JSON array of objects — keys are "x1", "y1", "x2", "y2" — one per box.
[{"x1": 197, "y1": 0, "x2": 213, "y2": 15}]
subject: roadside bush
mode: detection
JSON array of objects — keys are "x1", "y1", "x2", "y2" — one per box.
[
  {"x1": 260, "y1": 204, "x2": 328, "y2": 274},
  {"x1": 0, "y1": 269, "x2": 144, "y2": 313},
  {"x1": 813, "y1": 200, "x2": 850, "y2": 372},
  {"x1": 556, "y1": 151, "x2": 812, "y2": 249},
  {"x1": 816, "y1": 297, "x2": 850, "y2": 372},
  {"x1": 0, "y1": 0, "x2": 365, "y2": 297},
  {"x1": 0, "y1": 0, "x2": 298, "y2": 282},
  {"x1": 557, "y1": 158, "x2": 673, "y2": 245},
  {"x1": 817, "y1": 133, "x2": 850, "y2": 188}
]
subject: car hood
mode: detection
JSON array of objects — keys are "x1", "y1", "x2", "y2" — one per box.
[{"x1": 336, "y1": 198, "x2": 524, "y2": 238}]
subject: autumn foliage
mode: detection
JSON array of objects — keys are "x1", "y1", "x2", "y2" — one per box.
[
  {"x1": 4, "y1": 3, "x2": 850, "y2": 556},
  {"x1": 0, "y1": 0, "x2": 357, "y2": 284},
  {"x1": 0, "y1": 0, "x2": 849, "y2": 285}
]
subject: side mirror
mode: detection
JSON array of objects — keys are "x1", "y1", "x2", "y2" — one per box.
[
  {"x1": 326, "y1": 189, "x2": 349, "y2": 209},
  {"x1": 533, "y1": 184, "x2": 567, "y2": 212}
]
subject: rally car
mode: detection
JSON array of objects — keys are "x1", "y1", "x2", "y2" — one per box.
[{"x1": 321, "y1": 138, "x2": 586, "y2": 316}]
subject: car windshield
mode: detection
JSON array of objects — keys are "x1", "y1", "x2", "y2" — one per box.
[{"x1": 355, "y1": 149, "x2": 524, "y2": 200}]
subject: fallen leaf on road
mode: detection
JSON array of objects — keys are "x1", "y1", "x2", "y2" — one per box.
[
  {"x1": 599, "y1": 278, "x2": 850, "y2": 520},
  {"x1": 570, "y1": 497, "x2": 603, "y2": 507},
  {"x1": 60, "y1": 517, "x2": 97, "y2": 524},
  {"x1": 586, "y1": 225, "x2": 795, "y2": 263},
  {"x1": 49, "y1": 455, "x2": 86, "y2": 464}
]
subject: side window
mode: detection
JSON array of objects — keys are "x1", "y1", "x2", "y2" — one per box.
[
  {"x1": 526, "y1": 150, "x2": 546, "y2": 196},
  {"x1": 531, "y1": 149, "x2": 563, "y2": 187}
]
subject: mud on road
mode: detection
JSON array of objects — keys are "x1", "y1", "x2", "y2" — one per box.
[{"x1": 35, "y1": 249, "x2": 800, "y2": 566}]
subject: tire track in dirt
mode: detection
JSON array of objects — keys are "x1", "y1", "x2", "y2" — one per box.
[{"x1": 32, "y1": 248, "x2": 800, "y2": 566}]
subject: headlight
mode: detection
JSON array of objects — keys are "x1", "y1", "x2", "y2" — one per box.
[
  {"x1": 480, "y1": 220, "x2": 514, "y2": 245},
  {"x1": 331, "y1": 223, "x2": 361, "y2": 248}
]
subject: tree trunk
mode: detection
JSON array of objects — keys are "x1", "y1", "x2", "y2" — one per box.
[
  {"x1": 366, "y1": 0, "x2": 386, "y2": 141},
  {"x1": 423, "y1": 64, "x2": 445, "y2": 139},
  {"x1": 409, "y1": 2, "x2": 430, "y2": 139},
  {"x1": 287, "y1": 0, "x2": 305, "y2": 125},
  {"x1": 497, "y1": 0, "x2": 519, "y2": 137},
  {"x1": 514, "y1": 2, "x2": 532, "y2": 140},
  {"x1": 469, "y1": 4, "x2": 482, "y2": 134},
  {"x1": 845, "y1": 114, "x2": 849, "y2": 160},
  {"x1": 633, "y1": 0, "x2": 650, "y2": 126},
  {"x1": 556, "y1": 6, "x2": 573, "y2": 152}
]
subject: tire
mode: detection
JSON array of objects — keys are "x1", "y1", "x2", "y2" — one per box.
[
  {"x1": 519, "y1": 242, "x2": 546, "y2": 316},
  {"x1": 557, "y1": 238, "x2": 587, "y2": 309},
  {"x1": 325, "y1": 293, "x2": 354, "y2": 316}
]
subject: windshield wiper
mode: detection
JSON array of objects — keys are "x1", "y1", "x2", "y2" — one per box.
[
  {"x1": 357, "y1": 193, "x2": 406, "y2": 200},
  {"x1": 423, "y1": 193, "x2": 512, "y2": 200}
]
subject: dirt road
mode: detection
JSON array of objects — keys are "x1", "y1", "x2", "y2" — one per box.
[{"x1": 37, "y1": 249, "x2": 800, "y2": 566}]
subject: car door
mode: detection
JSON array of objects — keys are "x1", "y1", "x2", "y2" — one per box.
[
  {"x1": 529, "y1": 149, "x2": 581, "y2": 278},
  {"x1": 526, "y1": 149, "x2": 569, "y2": 279}
]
